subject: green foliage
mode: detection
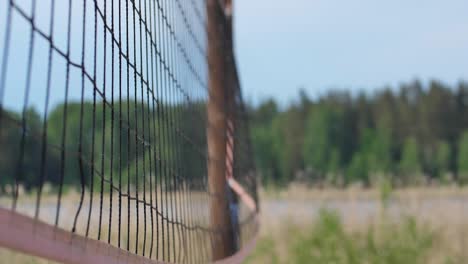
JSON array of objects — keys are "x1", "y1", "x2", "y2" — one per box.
[
  {"x1": 364, "y1": 218, "x2": 434, "y2": 264},
  {"x1": 378, "y1": 176, "x2": 393, "y2": 209},
  {"x1": 248, "y1": 210, "x2": 435, "y2": 264},
  {"x1": 245, "y1": 236, "x2": 279, "y2": 264},
  {"x1": 3, "y1": 80, "x2": 468, "y2": 190},
  {"x1": 346, "y1": 152, "x2": 368, "y2": 185},
  {"x1": 0, "y1": 108, "x2": 61, "y2": 191},
  {"x1": 399, "y1": 137, "x2": 422, "y2": 184},
  {"x1": 290, "y1": 210, "x2": 358, "y2": 263},
  {"x1": 250, "y1": 81, "x2": 468, "y2": 187},
  {"x1": 0, "y1": 100, "x2": 208, "y2": 192},
  {"x1": 365, "y1": 128, "x2": 392, "y2": 176},
  {"x1": 457, "y1": 131, "x2": 468, "y2": 184},
  {"x1": 435, "y1": 141, "x2": 451, "y2": 179},
  {"x1": 326, "y1": 148, "x2": 341, "y2": 184},
  {"x1": 303, "y1": 105, "x2": 345, "y2": 178},
  {"x1": 251, "y1": 124, "x2": 282, "y2": 184},
  {"x1": 345, "y1": 129, "x2": 393, "y2": 185}
]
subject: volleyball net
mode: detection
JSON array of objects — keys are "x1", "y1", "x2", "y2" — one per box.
[{"x1": 0, "y1": 0, "x2": 258, "y2": 263}]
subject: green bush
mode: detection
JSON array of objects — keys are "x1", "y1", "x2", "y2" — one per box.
[{"x1": 248, "y1": 209, "x2": 435, "y2": 264}]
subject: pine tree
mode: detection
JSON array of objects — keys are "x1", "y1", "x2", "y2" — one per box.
[
  {"x1": 399, "y1": 137, "x2": 423, "y2": 185},
  {"x1": 457, "y1": 132, "x2": 468, "y2": 184}
]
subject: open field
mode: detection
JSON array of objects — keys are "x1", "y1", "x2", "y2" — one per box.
[
  {"x1": 2, "y1": 186, "x2": 468, "y2": 263},
  {"x1": 260, "y1": 185, "x2": 468, "y2": 231},
  {"x1": 248, "y1": 186, "x2": 468, "y2": 263}
]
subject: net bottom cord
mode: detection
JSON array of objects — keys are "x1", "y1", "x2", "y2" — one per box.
[{"x1": 0, "y1": 207, "x2": 258, "y2": 264}]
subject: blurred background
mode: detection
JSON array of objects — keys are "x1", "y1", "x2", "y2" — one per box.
[
  {"x1": 1, "y1": 0, "x2": 468, "y2": 263},
  {"x1": 234, "y1": 0, "x2": 468, "y2": 263}
]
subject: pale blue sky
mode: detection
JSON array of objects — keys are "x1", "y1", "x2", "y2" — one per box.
[
  {"x1": 1, "y1": 0, "x2": 467, "y2": 111},
  {"x1": 234, "y1": 0, "x2": 468, "y2": 105}
]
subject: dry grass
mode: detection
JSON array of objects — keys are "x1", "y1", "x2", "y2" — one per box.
[
  {"x1": 2, "y1": 186, "x2": 468, "y2": 263},
  {"x1": 254, "y1": 186, "x2": 468, "y2": 263},
  {"x1": 0, "y1": 190, "x2": 214, "y2": 263}
]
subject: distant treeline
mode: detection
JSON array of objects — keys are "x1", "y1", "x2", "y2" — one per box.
[
  {"x1": 0, "y1": 101, "x2": 208, "y2": 192},
  {"x1": 249, "y1": 80, "x2": 468, "y2": 187},
  {"x1": 3, "y1": 80, "x2": 468, "y2": 191}
]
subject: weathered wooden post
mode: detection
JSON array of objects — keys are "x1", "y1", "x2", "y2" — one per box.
[{"x1": 206, "y1": 0, "x2": 236, "y2": 260}]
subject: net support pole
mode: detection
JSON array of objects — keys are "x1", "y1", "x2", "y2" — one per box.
[
  {"x1": 206, "y1": 0, "x2": 236, "y2": 260},
  {"x1": 223, "y1": 0, "x2": 241, "y2": 251},
  {"x1": 224, "y1": 0, "x2": 235, "y2": 126}
]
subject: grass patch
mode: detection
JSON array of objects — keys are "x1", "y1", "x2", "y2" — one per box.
[{"x1": 248, "y1": 209, "x2": 438, "y2": 264}]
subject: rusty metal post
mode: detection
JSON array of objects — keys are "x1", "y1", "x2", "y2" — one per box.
[{"x1": 206, "y1": 0, "x2": 236, "y2": 260}]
